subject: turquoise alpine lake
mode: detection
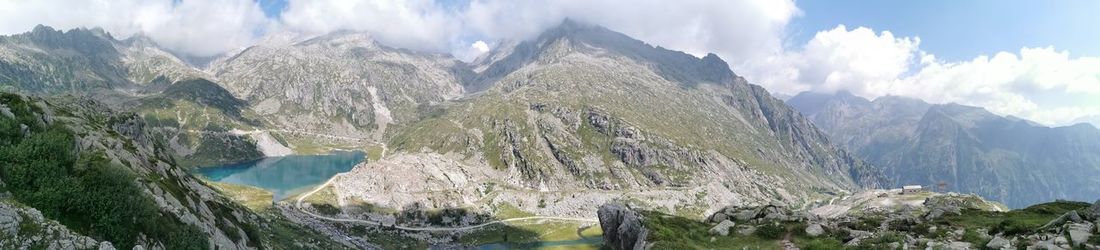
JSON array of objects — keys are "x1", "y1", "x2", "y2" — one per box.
[{"x1": 194, "y1": 151, "x2": 366, "y2": 200}]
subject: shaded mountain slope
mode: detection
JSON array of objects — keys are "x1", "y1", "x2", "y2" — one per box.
[
  {"x1": 0, "y1": 92, "x2": 344, "y2": 249},
  {"x1": 789, "y1": 91, "x2": 1100, "y2": 207}
]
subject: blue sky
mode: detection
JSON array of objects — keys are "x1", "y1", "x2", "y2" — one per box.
[
  {"x1": 790, "y1": 0, "x2": 1100, "y2": 61},
  {"x1": 257, "y1": 0, "x2": 288, "y2": 18}
]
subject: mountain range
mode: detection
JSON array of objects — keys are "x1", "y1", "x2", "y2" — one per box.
[
  {"x1": 788, "y1": 91, "x2": 1100, "y2": 208},
  {"x1": 5, "y1": 19, "x2": 1092, "y2": 248}
]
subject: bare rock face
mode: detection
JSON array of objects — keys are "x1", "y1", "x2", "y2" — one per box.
[
  {"x1": 598, "y1": 203, "x2": 649, "y2": 250},
  {"x1": 789, "y1": 91, "x2": 1100, "y2": 208},
  {"x1": 1082, "y1": 199, "x2": 1100, "y2": 220},
  {"x1": 0, "y1": 201, "x2": 108, "y2": 249}
]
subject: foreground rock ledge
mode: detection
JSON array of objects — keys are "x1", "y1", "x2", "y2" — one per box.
[{"x1": 598, "y1": 203, "x2": 650, "y2": 250}]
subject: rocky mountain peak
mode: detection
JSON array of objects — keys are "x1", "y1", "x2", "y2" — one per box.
[
  {"x1": 787, "y1": 91, "x2": 871, "y2": 117},
  {"x1": 296, "y1": 29, "x2": 379, "y2": 50},
  {"x1": 923, "y1": 103, "x2": 1001, "y2": 128},
  {"x1": 472, "y1": 19, "x2": 737, "y2": 90},
  {"x1": 17, "y1": 25, "x2": 117, "y2": 55},
  {"x1": 120, "y1": 32, "x2": 159, "y2": 48}
]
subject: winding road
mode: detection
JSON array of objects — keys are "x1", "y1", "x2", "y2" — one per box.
[{"x1": 293, "y1": 176, "x2": 599, "y2": 232}]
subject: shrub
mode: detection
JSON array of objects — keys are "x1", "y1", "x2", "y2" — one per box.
[
  {"x1": 961, "y1": 228, "x2": 989, "y2": 247},
  {"x1": 995, "y1": 218, "x2": 1034, "y2": 235},
  {"x1": 755, "y1": 223, "x2": 786, "y2": 240},
  {"x1": 313, "y1": 204, "x2": 342, "y2": 215},
  {"x1": 800, "y1": 238, "x2": 846, "y2": 250}
]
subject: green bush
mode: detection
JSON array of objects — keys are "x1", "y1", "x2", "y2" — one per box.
[
  {"x1": 995, "y1": 218, "x2": 1034, "y2": 235},
  {"x1": 313, "y1": 203, "x2": 342, "y2": 215},
  {"x1": 961, "y1": 228, "x2": 989, "y2": 247},
  {"x1": 755, "y1": 223, "x2": 786, "y2": 240},
  {"x1": 799, "y1": 238, "x2": 846, "y2": 250}
]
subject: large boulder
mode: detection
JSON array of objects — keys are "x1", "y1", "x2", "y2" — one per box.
[
  {"x1": 1067, "y1": 222, "x2": 1094, "y2": 246},
  {"x1": 944, "y1": 241, "x2": 971, "y2": 250},
  {"x1": 1082, "y1": 200, "x2": 1100, "y2": 220},
  {"x1": 598, "y1": 203, "x2": 649, "y2": 250},
  {"x1": 1043, "y1": 210, "x2": 1084, "y2": 229},
  {"x1": 709, "y1": 220, "x2": 736, "y2": 236},
  {"x1": 709, "y1": 212, "x2": 728, "y2": 223},
  {"x1": 805, "y1": 223, "x2": 825, "y2": 237},
  {"x1": 986, "y1": 234, "x2": 1013, "y2": 250},
  {"x1": 733, "y1": 208, "x2": 758, "y2": 221}
]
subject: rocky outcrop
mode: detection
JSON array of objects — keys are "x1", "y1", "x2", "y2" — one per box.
[
  {"x1": 209, "y1": 30, "x2": 468, "y2": 142},
  {"x1": 598, "y1": 203, "x2": 649, "y2": 250},
  {"x1": 709, "y1": 220, "x2": 736, "y2": 236},
  {"x1": 0, "y1": 200, "x2": 112, "y2": 250},
  {"x1": 1083, "y1": 200, "x2": 1100, "y2": 220},
  {"x1": 710, "y1": 202, "x2": 802, "y2": 223},
  {"x1": 986, "y1": 234, "x2": 1013, "y2": 249},
  {"x1": 689, "y1": 191, "x2": 1099, "y2": 249},
  {"x1": 805, "y1": 223, "x2": 825, "y2": 237},
  {"x1": 0, "y1": 93, "x2": 341, "y2": 249}
]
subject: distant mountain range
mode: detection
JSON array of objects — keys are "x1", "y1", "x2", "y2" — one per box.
[
  {"x1": 1071, "y1": 114, "x2": 1100, "y2": 128},
  {"x1": 788, "y1": 91, "x2": 1100, "y2": 208}
]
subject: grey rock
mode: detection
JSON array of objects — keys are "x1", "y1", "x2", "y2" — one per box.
[
  {"x1": 1083, "y1": 200, "x2": 1100, "y2": 220},
  {"x1": 945, "y1": 241, "x2": 971, "y2": 250},
  {"x1": 805, "y1": 223, "x2": 825, "y2": 237},
  {"x1": 924, "y1": 208, "x2": 946, "y2": 221},
  {"x1": 734, "y1": 208, "x2": 758, "y2": 221},
  {"x1": 1067, "y1": 222, "x2": 1094, "y2": 246},
  {"x1": 737, "y1": 225, "x2": 756, "y2": 236},
  {"x1": 0, "y1": 208, "x2": 19, "y2": 236},
  {"x1": 1043, "y1": 210, "x2": 1084, "y2": 229},
  {"x1": 846, "y1": 229, "x2": 872, "y2": 239},
  {"x1": 19, "y1": 124, "x2": 29, "y2": 137},
  {"x1": 844, "y1": 236, "x2": 863, "y2": 247},
  {"x1": 710, "y1": 212, "x2": 728, "y2": 223},
  {"x1": 598, "y1": 203, "x2": 649, "y2": 250},
  {"x1": 709, "y1": 220, "x2": 736, "y2": 236},
  {"x1": 0, "y1": 104, "x2": 12, "y2": 119},
  {"x1": 1055, "y1": 235, "x2": 1070, "y2": 246},
  {"x1": 986, "y1": 234, "x2": 1012, "y2": 250}
]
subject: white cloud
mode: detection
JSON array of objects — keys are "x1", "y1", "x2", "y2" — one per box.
[
  {"x1": 471, "y1": 40, "x2": 490, "y2": 53},
  {"x1": 745, "y1": 25, "x2": 920, "y2": 96},
  {"x1": 0, "y1": 0, "x2": 271, "y2": 57},
  {"x1": 897, "y1": 47, "x2": 1100, "y2": 125},
  {"x1": 0, "y1": 0, "x2": 800, "y2": 62},
  {"x1": 759, "y1": 25, "x2": 1100, "y2": 126},
  {"x1": 462, "y1": 0, "x2": 798, "y2": 64},
  {"x1": 452, "y1": 40, "x2": 491, "y2": 62},
  {"x1": 275, "y1": 0, "x2": 798, "y2": 64},
  {"x1": 279, "y1": 0, "x2": 460, "y2": 53},
  {"x1": 139, "y1": 0, "x2": 273, "y2": 56}
]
